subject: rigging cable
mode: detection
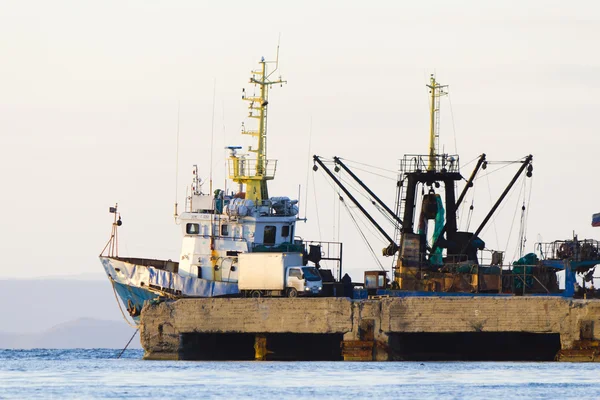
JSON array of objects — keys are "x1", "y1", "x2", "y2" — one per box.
[
  {"x1": 459, "y1": 178, "x2": 475, "y2": 231},
  {"x1": 209, "y1": 79, "x2": 216, "y2": 194},
  {"x1": 174, "y1": 101, "x2": 180, "y2": 217},
  {"x1": 117, "y1": 328, "x2": 140, "y2": 359},
  {"x1": 335, "y1": 191, "x2": 389, "y2": 246},
  {"x1": 316, "y1": 159, "x2": 401, "y2": 272},
  {"x1": 523, "y1": 174, "x2": 534, "y2": 255},
  {"x1": 453, "y1": 179, "x2": 459, "y2": 224},
  {"x1": 319, "y1": 168, "x2": 389, "y2": 252},
  {"x1": 109, "y1": 278, "x2": 139, "y2": 329},
  {"x1": 316, "y1": 162, "x2": 389, "y2": 258},
  {"x1": 336, "y1": 173, "x2": 400, "y2": 234},
  {"x1": 222, "y1": 100, "x2": 228, "y2": 196},
  {"x1": 337, "y1": 176, "x2": 342, "y2": 247},
  {"x1": 332, "y1": 169, "x2": 336, "y2": 243},
  {"x1": 518, "y1": 175, "x2": 534, "y2": 258},
  {"x1": 371, "y1": 201, "x2": 401, "y2": 230},
  {"x1": 338, "y1": 165, "x2": 397, "y2": 181},
  {"x1": 335, "y1": 171, "x2": 400, "y2": 227},
  {"x1": 486, "y1": 173, "x2": 501, "y2": 250},
  {"x1": 504, "y1": 175, "x2": 526, "y2": 260},
  {"x1": 465, "y1": 200, "x2": 474, "y2": 231},
  {"x1": 339, "y1": 196, "x2": 386, "y2": 271},
  {"x1": 311, "y1": 170, "x2": 323, "y2": 241},
  {"x1": 517, "y1": 201, "x2": 527, "y2": 259},
  {"x1": 340, "y1": 158, "x2": 400, "y2": 174},
  {"x1": 475, "y1": 158, "x2": 527, "y2": 181},
  {"x1": 460, "y1": 155, "x2": 482, "y2": 170},
  {"x1": 480, "y1": 172, "x2": 526, "y2": 250},
  {"x1": 337, "y1": 173, "x2": 380, "y2": 203},
  {"x1": 515, "y1": 177, "x2": 528, "y2": 259},
  {"x1": 303, "y1": 118, "x2": 313, "y2": 218},
  {"x1": 447, "y1": 91, "x2": 459, "y2": 155},
  {"x1": 454, "y1": 156, "x2": 485, "y2": 231}
]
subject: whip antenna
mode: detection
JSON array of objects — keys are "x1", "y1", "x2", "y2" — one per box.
[
  {"x1": 303, "y1": 117, "x2": 313, "y2": 219},
  {"x1": 174, "y1": 101, "x2": 180, "y2": 221},
  {"x1": 210, "y1": 78, "x2": 216, "y2": 194}
]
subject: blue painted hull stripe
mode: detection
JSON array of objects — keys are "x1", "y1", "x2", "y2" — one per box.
[{"x1": 112, "y1": 281, "x2": 158, "y2": 320}]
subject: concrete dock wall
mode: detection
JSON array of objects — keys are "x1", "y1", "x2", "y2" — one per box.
[
  {"x1": 140, "y1": 297, "x2": 600, "y2": 361},
  {"x1": 382, "y1": 297, "x2": 600, "y2": 348},
  {"x1": 140, "y1": 298, "x2": 353, "y2": 360}
]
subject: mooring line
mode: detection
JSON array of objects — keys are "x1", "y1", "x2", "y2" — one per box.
[
  {"x1": 117, "y1": 328, "x2": 140, "y2": 359},
  {"x1": 108, "y1": 277, "x2": 138, "y2": 329}
]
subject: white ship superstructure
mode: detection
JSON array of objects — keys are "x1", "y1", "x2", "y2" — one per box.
[{"x1": 99, "y1": 53, "x2": 326, "y2": 322}]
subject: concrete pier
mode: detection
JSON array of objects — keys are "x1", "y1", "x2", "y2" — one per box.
[{"x1": 140, "y1": 297, "x2": 600, "y2": 361}]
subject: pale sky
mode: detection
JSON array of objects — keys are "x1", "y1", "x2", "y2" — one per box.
[{"x1": 1, "y1": 0, "x2": 599, "y2": 280}]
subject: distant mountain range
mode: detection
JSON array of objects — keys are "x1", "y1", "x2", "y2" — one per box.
[
  {"x1": 0, "y1": 318, "x2": 142, "y2": 349},
  {"x1": 0, "y1": 278, "x2": 141, "y2": 349}
]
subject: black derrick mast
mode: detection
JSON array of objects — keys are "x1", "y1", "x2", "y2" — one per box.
[{"x1": 313, "y1": 76, "x2": 535, "y2": 293}]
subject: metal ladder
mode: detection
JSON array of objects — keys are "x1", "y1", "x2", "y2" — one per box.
[{"x1": 391, "y1": 174, "x2": 406, "y2": 268}]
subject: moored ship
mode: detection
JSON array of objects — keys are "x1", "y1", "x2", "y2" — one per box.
[{"x1": 99, "y1": 54, "x2": 340, "y2": 322}]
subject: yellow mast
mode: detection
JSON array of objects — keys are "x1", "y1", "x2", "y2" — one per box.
[
  {"x1": 228, "y1": 53, "x2": 286, "y2": 203},
  {"x1": 426, "y1": 75, "x2": 448, "y2": 171}
]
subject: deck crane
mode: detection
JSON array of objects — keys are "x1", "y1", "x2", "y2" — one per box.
[
  {"x1": 316, "y1": 75, "x2": 535, "y2": 293},
  {"x1": 312, "y1": 155, "x2": 399, "y2": 256}
]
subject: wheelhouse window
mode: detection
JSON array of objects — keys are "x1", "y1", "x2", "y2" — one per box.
[
  {"x1": 264, "y1": 225, "x2": 276, "y2": 245},
  {"x1": 282, "y1": 225, "x2": 290, "y2": 238},
  {"x1": 221, "y1": 224, "x2": 229, "y2": 236},
  {"x1": 186, "y1": 223, "x2": 200, "y2": 235}
]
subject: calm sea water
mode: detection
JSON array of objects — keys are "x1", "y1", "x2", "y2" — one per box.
[{"x1": 1, "y1": 349, "x2": 600, "y2": 399}]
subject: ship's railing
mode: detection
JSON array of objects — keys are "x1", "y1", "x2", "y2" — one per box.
[
  {"x1": 228, "y1": 158, "x2": 277, "y2": 179},
  {"x1": 400, "y1": 154, "x2": 460, "y2": 175},
  {"x1": 447, "y1": 263, "x2": 560, "y2": 295},
  {"x1": 250, "y1": 239, "x2": 344, "y2": 281},
  {"x1": 302, "y1": 239, "x2": 344, "y2": 281},
  {"x1": 537, "y1": 239, "x2": 600, "y2": 261},
  {"x1": 501, "y1": 263, "x2": 561, "y2": 295},
  {"x1": 478, "y1": 249, "x2": 505, "y2": 267}
]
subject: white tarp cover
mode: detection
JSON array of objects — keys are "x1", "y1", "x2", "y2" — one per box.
[{"x1": 100, "y1": 257, "x2": 239, "y2": 297}]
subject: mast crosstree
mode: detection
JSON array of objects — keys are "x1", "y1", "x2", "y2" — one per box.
[
  {"x1": 427, "y1": 75, "x2": 448, "y2": 171},
  {"x1": 228, "y1": 53, "x2": 286, "y2": 202}
]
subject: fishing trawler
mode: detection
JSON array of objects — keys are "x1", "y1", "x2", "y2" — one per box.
[
  {"x1": 99, "y1": 54, "x2": 340, "y2": 322},
  {"x1": 315, "y1": 75, "x2": 600, "y2": 297}
]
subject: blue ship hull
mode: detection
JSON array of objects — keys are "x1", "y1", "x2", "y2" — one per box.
[{"x1": 111, "y1": 280, "x2": 160, "y2": 323}]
